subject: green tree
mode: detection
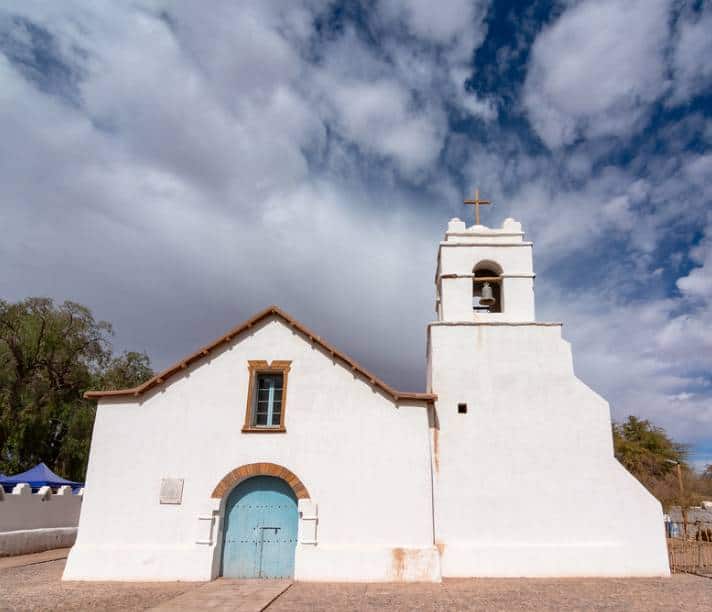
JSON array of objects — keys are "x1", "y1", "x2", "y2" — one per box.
[
  {"x1": 100, "y1": 351, "x2": 153, "y2": 391},
  {"x1": 613, "y1": 415, "x2": 692, "y2": 508},
  {"x1": 0, "y1": 298, "x2": 152, "y2": 481}
]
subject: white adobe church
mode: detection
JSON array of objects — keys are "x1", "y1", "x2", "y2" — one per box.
[{"x1": 64, "y1": 201, "x2": 669, "y2": 582}]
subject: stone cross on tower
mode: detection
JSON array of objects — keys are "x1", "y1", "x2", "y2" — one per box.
[{"x1": 464, "y1": 188, "x2": 491, "y2": 225}]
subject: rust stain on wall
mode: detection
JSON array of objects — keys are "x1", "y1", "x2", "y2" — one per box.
[
  {"x1": 391, "y1": 547, "x2": 406, "y2": 581},
  {"x1": 390, "y1": 548, "x2": 435, "y2": 582},
  {"x1": 433, "y1": 428, "x2": 440, "y2": 473}
]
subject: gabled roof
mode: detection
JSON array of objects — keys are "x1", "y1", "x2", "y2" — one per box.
[{"x1": 84, "y1": 305, "x2": 436, "y2": 403}]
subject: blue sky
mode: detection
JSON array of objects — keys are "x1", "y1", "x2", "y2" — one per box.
[{"x1": 1, "y1": 1, "x2": 711, "y2": 467}]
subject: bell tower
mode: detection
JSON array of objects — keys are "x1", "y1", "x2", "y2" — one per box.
[
  {"x1": 426, "y1": 202, "x2": 669, "y2": 578},
  {"x1": 435, "y1": 216, "x2": 535, "y2": 323}
]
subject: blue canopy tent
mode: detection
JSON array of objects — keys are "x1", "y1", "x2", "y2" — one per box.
[{"x1": 0, "y1": 462, "x2": 83, "y2": 493}]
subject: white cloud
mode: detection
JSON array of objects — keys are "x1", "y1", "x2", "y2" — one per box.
[
  {"x1": 670, "y1": 392, "x2": 695, "y2": 402},
  {"x1": 319, "y1": 75, "x2": 445, "y2": 175},
  {"x1": 375, "y1": 0, "x2": 496, "y2": 122},
  {"x1": 677, "y1": 234, "x2": 712, "y2": 301},
  {"x1": 478, "y1": 165, "x2": 653, "y2": 262},
  {"x1": 302, "y1": 5, "x2": 493, "y2": 180},
  {"x1": 381, "y1": 0, "x2": 473, "y2": 44},
  {"x1": 669, "y1": 5, "x2": 712, "y2": 105},
  {"x1": 377, "y1": 0, "x2": 489, "y2": 60},
  {"x1": 685, "y1": 153, "x2": 712, "y2": 188},
  {"x1": 523, "y1": 0, "x2": 672, "y2": 148}
]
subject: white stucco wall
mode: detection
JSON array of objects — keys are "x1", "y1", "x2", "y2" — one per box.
[
  {"x1": 63, "y1": 317, "x2": 437, "y2": 582},
  {"x1": 428, "y1": 323, "x2": 669, "y2": 577},
  {"x1": 1, "y1": 485, "x2": 82, "y2": 533}
]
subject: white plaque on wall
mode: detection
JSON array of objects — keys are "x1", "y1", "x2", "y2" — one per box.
[{"x1": 160, "y1": 478, "x2": 184, "y2": 504}]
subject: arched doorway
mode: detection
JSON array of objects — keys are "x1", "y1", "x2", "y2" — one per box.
[{"x1": 221, "y1": 476, "x2": 298, "y2": 579}]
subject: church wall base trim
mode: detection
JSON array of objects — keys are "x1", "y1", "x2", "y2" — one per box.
[
  {"x1": 439, "y1": 542, "x2": 670, "y2": 578},
  {"x1": 62, "y1": 545, "x2": 215, "y2": 582},
  {"x1": 294, "y1": 545, "x2": 442, "y2": 582},
  {"x1": 62, "y1": 544, "x2": 443, "y2": 582}
]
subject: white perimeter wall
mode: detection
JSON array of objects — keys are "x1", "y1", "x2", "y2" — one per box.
[
  {"x1": 428, "y1": 323, "x2": 670, "y2": 577},
  {"x1": 1, "y1": 485, "x2": 82, "y2": 532},
  {"x1": 1, "y1": 485, "x2": 82, "y2": 557},
  {"x1": 64, "y1": 317, "x2": 437, "y2": 582}
]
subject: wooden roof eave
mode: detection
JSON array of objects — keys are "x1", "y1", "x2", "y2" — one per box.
[{"x1": 83, "y1": 306, "x2": 437, "y2": 405}]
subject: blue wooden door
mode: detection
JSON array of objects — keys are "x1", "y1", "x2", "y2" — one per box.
[{"x1": 221, "y1": 476, "x2": 298, "y2": 578}]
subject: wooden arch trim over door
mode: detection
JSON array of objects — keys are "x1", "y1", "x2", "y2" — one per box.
[{"x1": 211, "y1": 462, "x2": 310, "y2": 500}]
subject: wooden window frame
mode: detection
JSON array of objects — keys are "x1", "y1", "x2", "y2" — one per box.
[{"x1": 242, "y1": 360, "x2": 291, "y2": 433}]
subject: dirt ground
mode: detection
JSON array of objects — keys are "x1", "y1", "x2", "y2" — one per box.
[
  {"x1": 1, "y1": 556, "x2": 711, "y2": 611},
  {"x1": 271, "y1": 575, "x2": 712, "y2": 611},
  {"x1": 0, "y1": 559, "x2": 197, "y2": 611}
]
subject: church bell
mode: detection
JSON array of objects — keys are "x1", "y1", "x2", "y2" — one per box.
[{"x1": 479, "y1": 282, "x2": 496, "y2": 307}]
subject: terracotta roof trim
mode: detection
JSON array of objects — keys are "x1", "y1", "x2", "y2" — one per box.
[{"x1": 84, "y1": 305, "x2": 437, "y2": 403}]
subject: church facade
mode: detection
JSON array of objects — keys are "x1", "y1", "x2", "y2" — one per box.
[{"x1": 63, "y1": 217, "x2": 669, "y2": 582}]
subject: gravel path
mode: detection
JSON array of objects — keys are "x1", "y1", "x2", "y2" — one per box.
[
  {"x1": 1, "y1": 557, "x2": 711, "y2": 611},
  {"x1": 0, "y1": 549, "x2": 70, "y2": 571},
  {"x1": 272, "y1": 575, "x2": 712, "y2": 611},
  {"x1": 0, "y1": 559, "x2": 198, "y2": 611}
]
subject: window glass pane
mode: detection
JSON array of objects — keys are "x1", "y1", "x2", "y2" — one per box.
[
  {"x1": 257, "y1": 374, "x2": 282, "y2": 388},
  {"x1": 253, "y1": 372, "x2": 285, "y2": 428}
]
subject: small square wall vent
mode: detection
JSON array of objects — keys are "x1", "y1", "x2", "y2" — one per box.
[{"x1": 458, "y1": 403, "x2": 467, "y2": 414}]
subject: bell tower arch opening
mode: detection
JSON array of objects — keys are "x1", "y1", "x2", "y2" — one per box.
[{"x1": 473, "y1": 261, "x2": 502, "y2": 313}]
